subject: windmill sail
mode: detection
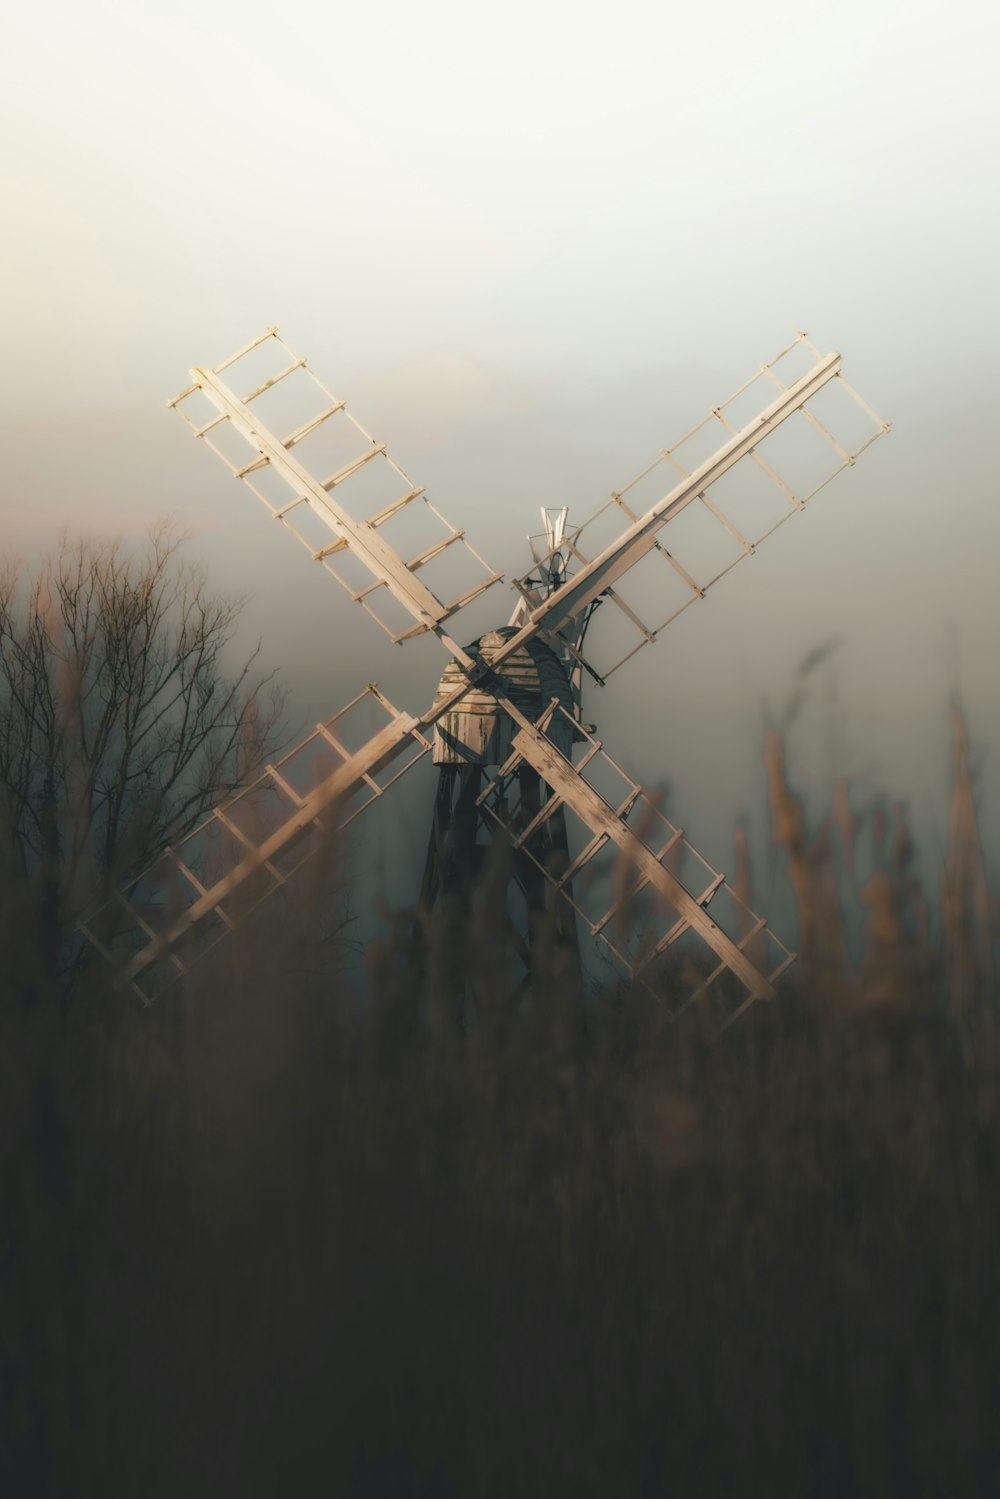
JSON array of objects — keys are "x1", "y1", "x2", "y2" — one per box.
[
  {"x1": 80, "y1": 686, "x2": 431, "y2": 1000},
  {"x1": 479, "y1": 700, "x2": 793, "y2": 1023},
  {"x1": 512, "y1": 333, "x2": 890, "y2": 683},
  {"x1": 81, "y1": 328, "x2": 887, "y2": 1020},
  {"x1": 169, "y1": 328, "x2": 502, "y2": 663}
]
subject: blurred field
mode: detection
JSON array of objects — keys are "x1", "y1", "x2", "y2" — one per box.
[{"x1": 2, "y1": 708, "x2": 999, "y2": 1498}]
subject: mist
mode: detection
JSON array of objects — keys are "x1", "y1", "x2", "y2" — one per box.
[{"x1": 2, "y1": 0, "x2": 997, "y2": 906}]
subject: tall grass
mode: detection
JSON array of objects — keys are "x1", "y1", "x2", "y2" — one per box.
[{"x1": 2, "y1": 708, "x2": 999, "y2": 1498}]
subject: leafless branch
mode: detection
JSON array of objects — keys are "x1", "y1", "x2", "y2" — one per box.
[{"x1": 0, "y1": 522, "x2": 286, "y2": 987}]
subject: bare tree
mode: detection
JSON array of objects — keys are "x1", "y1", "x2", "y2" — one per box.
[{"x1": 0, "y1": 522, "x2": 284, "y2": 986}]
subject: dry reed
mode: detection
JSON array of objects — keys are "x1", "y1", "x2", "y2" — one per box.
[{"x1": 2, "y1": 702, "x2": 999, "y2": 1498}]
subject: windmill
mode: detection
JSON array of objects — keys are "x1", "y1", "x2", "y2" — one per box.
[{"x1": 79, "y1": 329, "x2": 888, "y2": 1025}]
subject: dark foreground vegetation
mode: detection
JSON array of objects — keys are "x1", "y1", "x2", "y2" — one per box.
[
  {"x1": 3, "y1": 532, "x2": 1000, "y2": 1496},
  {"x1": 4, "y1": 855, "x2": 1000, "y2": 1498}
]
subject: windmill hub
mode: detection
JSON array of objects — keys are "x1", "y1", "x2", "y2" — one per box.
[{"x1": 431, "y1": 626, "x2": 574, "y2": 767}]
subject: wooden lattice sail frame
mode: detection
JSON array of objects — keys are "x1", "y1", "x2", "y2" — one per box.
[{"x1": 80, "y1": 329, "x2": 889, "y2": 1021}]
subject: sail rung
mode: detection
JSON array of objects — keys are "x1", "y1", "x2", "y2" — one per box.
[
  {"x1": 633, "y1": 873, "x2": 726, "y2": 972},
  {"x1": 575, "y1": 739, "x2": 605, "y2": 774},
  {"x1": 165, "y1": 849, "x2": 236, "y2": 931},
  {"x1": 768, "y1": 951, "x2": 797, "y2": 984},
  {"x1": 737, "y1": 916, "x2": 767, "y2": 949},
  {"x1": 241, "y1": 357, "x2": 306, "y2": 403},
  {"x1": 193, "y1": 411, "x2": 228, "y2": 438},
  {"x1": 697, "y1": 872, "x2": 725, "y2": 907},
  {"x1": 166, "y1": 382, "x2": 198, "y2": 410},
  {"x1": 511, "y1": 792, "x2": 566, "y2": 850},
  {"x1": 635, "y1": 881, "x2": 759, "y2": 991},
  {"x1": 366, "y1": 487, "x2": 427, "y2": 527},
  {"x1": 592, "y1": 865, "x2": 658, "y2": 937},
  {"x1": 550, "y1": 831, "x2": 609, "y2": 892},
  {"x1": 658, "y1": 545, "x2": 705, "y2": 599},
  {"x1": 713, "y1": 398, "x2": 803, "y2": 509},
  {"x1": 213, "y1": 325, "x2": 279, "y2": 374},
  {"x1": 587, "y1": 825, "x2": 688, "y2": 935},
  {"x1": 284, "y1": 401, "x2": 346, "y2": 449},
  {"x1": 164, "y1": 848, "x2": 205, "y2": 896},
  {"x1": 406, "y1": 530, "x2": 464, "y2": 571},
  {"x1": 314, "y1": 723, "x2": 349, "y2": 761},
  {"x1": 616, "y1": 785, "x2": 643, "y2": 818},
  {"x1": 351, "y1": 528, "x2": 466, "y2": 600},
  {"x1": 273, "y1": 494, "x2": 309, "y2": 520},
  {"x1": 390, "y1": 619, "x2": 432, "y2": 643},
  {"x1": 351, "y1": 578, "x2": 386, "y2": 602},
  {"x1": 313, "y1": 536, "x2": 350, "y2": 560},
  {"x1": 698, "y1": 491, "x2": 754, "y2": 554},
  {"x1": 213, "y1": 807, "x2": 285, "y2": 886},
  {"x1": 389, "y1": 573, "x2": 502, "y2": 643},
  {"x1": 641, "y1": 913, "x2": 692, "y2": 964},
  {"x1": 114, "y1": 891, "x2": 186, "y2": 972},
  {"x1": 321, "y1": 444, "x2": 387, "y2": 490},
  {"x1": 606, "y1": 586, "x2": 658, "y2": 643},
  {"x1": 214, "y1": 806, "x2": 253, "y2": 848},
  {"x1": 445, "y1": 573, "x2": 504, "y2": 612},
  {"x1": 265, "y1": 763, "x2": 305, "y2": 809},
  {"x1": 234, "y1": 453, "x2": 269, "y2": 478}
]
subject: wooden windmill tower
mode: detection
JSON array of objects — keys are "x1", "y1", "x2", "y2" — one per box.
[
  {"x1": 80, "y1": 329, "x2": 888, "y2": 1025},
  {"x1": 420, "y1": 506, "x2": 587, "y2": 975}
]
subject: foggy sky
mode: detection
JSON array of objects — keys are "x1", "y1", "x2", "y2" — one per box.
[{"x1": 2, "y1": 0, "x2": 997, "y2": 897}]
